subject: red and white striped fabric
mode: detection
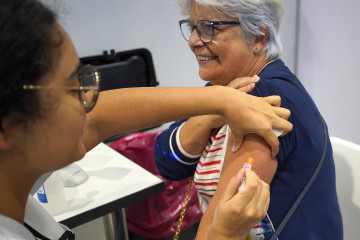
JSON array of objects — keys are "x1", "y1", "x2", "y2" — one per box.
[{"x1": 193, "y1": 124, "x2": 230, "y2": 212}]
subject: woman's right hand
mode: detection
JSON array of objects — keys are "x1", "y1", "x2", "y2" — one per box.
[{"x1": 208, "y1": 169, "x2": 270, "y2": 240}]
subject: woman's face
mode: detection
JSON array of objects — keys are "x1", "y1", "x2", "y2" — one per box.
[
  {"x1": 188, "y1": 2, "x2": 257, "y2": 85},
  {"x1": 20, "y1": 26, "x2": 87, "y2": 173}
]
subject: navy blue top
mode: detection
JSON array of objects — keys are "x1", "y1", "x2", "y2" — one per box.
[{"x1": 155, "y1": 59, "x2": 343, "y2": 239}]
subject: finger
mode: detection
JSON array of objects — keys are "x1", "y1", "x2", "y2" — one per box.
[
  {"x1": 232, "y1": 170, "x2": 258, "y2": 203},
  {"x1": 237, "y1": 82, "x2": 255, "y2": 93},
  {"x1": 250, "y1": 175, "x2": 269, "y2": 221},
  {"x1": 271, "y1": 106, "x2": 291, "y2": 120},
  {"x1": 251, "y1": 172, "x2": 263, "y2": 202},
  {"x1": 227, "y1": 77, "x2": 253, "y2": 89},
  {"x1": 264, "y1": 189, "x2": 270, "y2": 213},
  {"x1": 263, "y1": 95, "x2": 281, "y2": 107},
  {"x1": 258, "y1": 130, "x2": 280, "y2": 158},
  {"x1": 227, "y1": 75, "x2": 259, "y2": 89},
  {"x1": 271, "y1": 117, "x2": 294, "y2": 136},
  {"x1": 252, "y1": 75, "x2": 260, "y2": 83},
  {"x1": 243, "y1": 171, "x2": 269, "y2": 222},
  {"x1": 235, "y1": 168, "x2": 245, "y2": 186},
  {"x1": 232, "y1": 134, "x2": 244, "y2": 153},
  {"x1": 221, "y1": 168, "x2": 245, "y2": 203},
  {"x1": 257, "y1": 181, "x2": 270, "y2": 214}
]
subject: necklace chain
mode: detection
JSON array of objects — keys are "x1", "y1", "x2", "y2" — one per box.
[{"x1": 257, "y1": 59, "x2": 277, "y2": 75}]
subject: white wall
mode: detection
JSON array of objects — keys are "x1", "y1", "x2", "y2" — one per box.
[
  {"x1": 60, "y1": 0, "x2": 360, "y2": 144},
  {"x1": 55, "y1": 0, "x2": 298, "y2": 88},
  {"x1": 57, "y1": 0, "x2": 201, "y2": 87},
  {"x1": 57, "y1": 1, "x2": 360, "y2": 145},
  {"x1": 279, "y1": 0, "x2": 299, "y2": 75},
  {"x1": 297, "y1": 0, "x2": 360, "y2": 144}
]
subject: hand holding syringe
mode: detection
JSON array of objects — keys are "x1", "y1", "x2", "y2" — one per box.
[{"x1": 238, "y1": 157, "x2": 255, "y2": 193}]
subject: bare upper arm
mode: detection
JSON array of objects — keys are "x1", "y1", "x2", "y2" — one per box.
[
  {"x1": 222, "y1": 132, "x2": 277, "y2": 184},
  {"x1": 210, "y1": 132, "x2": 277, "y2": 215},
  {"x1": 196, "y1": 132, "x2": 277, "y2": 240}
]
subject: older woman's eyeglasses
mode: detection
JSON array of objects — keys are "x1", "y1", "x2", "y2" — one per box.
[
  {"x1": 22, "y1": 66, "x2": 100, "y2": 113},
  {"x1": 179, "y1": 19, "x2": 240, "y2": 43}
]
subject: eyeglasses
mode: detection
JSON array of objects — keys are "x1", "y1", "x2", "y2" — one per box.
[
  {"x1": 179, "y1": 19, "x2": 240, "y2": 43},
  {"x1": 22, "y1": 66, "x2": 100, "y2": 113}
]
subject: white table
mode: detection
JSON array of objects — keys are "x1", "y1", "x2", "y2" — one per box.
[{"x1": 45, "y1": 142, "x2": 164, "y2": 239}]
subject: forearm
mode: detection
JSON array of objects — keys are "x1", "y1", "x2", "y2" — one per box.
[
  {"x1": 83, "y1": 86, "x2": 233, "y2": 150},
  {"x1": 154, "y1": 120, "x2": 199, "y2": 180},
  {"x1": 207, "y1": 228, "x2": 243, "y2": 240},
  {"x1": 180, "y1": 115, "x2": 222, "y2": 155},
  {"x1": 196, "y1": 211, "x2": 214, "y2": 240},
  {"x1": 82, "y1": 86, "x2": 292, "y2": 154}
]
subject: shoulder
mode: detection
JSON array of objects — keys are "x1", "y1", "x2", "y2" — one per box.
[
  {"x1": 0, "y1": 215, "x2": 34, "y2": 240},
  {"x1": 252, "y1": 59, "x2": 308, "y2": 110},
  {"x1": 255, "y1": 59, "x2": 299, "y2": 92},
  {"x1": 259, "y1": 59, "x2": 294, "y2": 78}
]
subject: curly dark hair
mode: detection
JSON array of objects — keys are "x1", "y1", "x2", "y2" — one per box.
[{"x1": 0, "y1": 0, "x2": 63, "y2": 130}]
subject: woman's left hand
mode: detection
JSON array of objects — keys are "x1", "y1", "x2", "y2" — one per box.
[{"x1": 207, "y1": 76, "x2": 260, "y2": 130}]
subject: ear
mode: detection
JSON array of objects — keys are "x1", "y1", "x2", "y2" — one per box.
[
  {"x1": 253, "y1": 27, "x2": 269, "y2": 54},
  {"x1": 0, "y1": 119, "x2": 14, "y2": 151}
]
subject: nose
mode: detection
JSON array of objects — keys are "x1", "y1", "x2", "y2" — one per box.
[{"x1": 188, "y1": 29, "x2": 204, "y2": 47}]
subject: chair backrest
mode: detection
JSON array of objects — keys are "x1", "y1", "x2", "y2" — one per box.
[
  {"x1": 97, "y1": 56, "x2": 148, "y2": 91},
  {"x1": 80, "y1": 48, "x2": 160, "y2": 143},
  {"x1": 80, "y1": 48, "x2": 159, "y2": 91},
  {"x1": 330, "y1": 136, "x2": 360, "y2": 239}
]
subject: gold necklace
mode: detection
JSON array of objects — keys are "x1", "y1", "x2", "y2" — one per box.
[{"x1": 257, "y1": 59, "x2": 278, "y2": 75}]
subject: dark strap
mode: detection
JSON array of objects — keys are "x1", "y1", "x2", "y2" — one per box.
[
  {"x1": 24, "y1": 222, "x2": 51, "y2": 240},
  {"x1": 59, "y1": 230, "x2": 75, "y2": 240},
  {"x1": 24, "y1": 222, "x2": 75, "y2": 240},
  {"x1": 270, "y1": 117, "x2": 328, "y2": 240}
]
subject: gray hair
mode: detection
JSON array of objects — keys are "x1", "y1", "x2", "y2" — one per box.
[{"x1": 177, "y1": 0, "x2": 283, "y2": 60}]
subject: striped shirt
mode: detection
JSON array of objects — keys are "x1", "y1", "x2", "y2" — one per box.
[{"x1": 194, "y1": 124, "x2": 229, "y2": 212}]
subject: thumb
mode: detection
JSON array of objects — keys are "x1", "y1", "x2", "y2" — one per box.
[
  {"x1": 221, "y1": 168, "x2": 245, "y2": 203},
  {"x1": 232, "y1": 135, "x2": 244, "y2": 153}
]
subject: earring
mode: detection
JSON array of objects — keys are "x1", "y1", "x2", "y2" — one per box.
[{"x1": 255, "y1": 47, "x2": 258, "y2": 51}]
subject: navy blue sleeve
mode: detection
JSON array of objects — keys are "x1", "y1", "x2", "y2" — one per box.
[
  {"x1": 154, "y1": 119, "x2": 200, "y2": 180},
  {"x1": 249, "y1": 75, "x2": 295, "y2": 164}
]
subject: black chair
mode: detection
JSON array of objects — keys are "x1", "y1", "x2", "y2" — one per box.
[
  {"x1": 80, "y1": 48, "x2": 158, "y2": 90},
  {"x1": 80, "y1": 48, "x2": 160, "y2": 143}
]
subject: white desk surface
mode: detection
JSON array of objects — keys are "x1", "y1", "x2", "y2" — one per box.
[{"x1": 50, "y1": 142, "x2": 164, "y2": 228}]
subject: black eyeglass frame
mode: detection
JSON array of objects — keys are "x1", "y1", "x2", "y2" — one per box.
[
  {"x1": 179, "y1": 19, "x2": 241, "y2": 43},
  {"x1": 22, "y1": 66, "x2": 100, "y2": 113}
]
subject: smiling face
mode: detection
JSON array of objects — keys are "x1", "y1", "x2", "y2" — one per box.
[{"x1": 188, "y1": 2, "x2": 266, "y2": 86}]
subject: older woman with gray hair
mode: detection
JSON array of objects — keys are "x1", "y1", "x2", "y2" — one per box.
[{"x1": 155, "y1": 0, "x2": 343, "y2": 239}]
